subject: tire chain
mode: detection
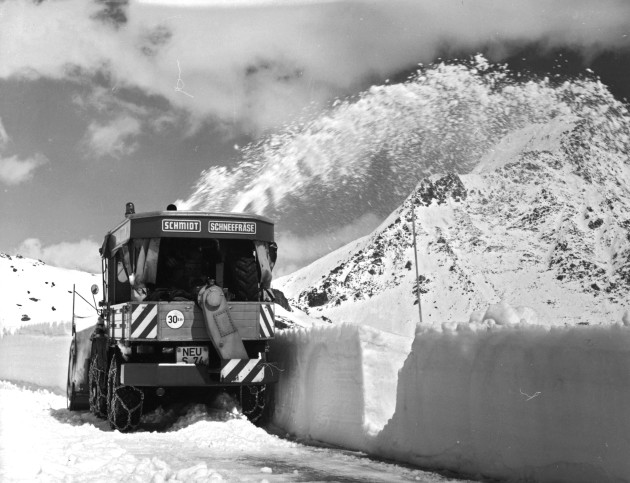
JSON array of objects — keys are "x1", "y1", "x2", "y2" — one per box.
[
  {"x1": 88, "y1": 353, "x2": 108, "y2": 418},
  {"x1": 241, "y1": 385, "x2": 266, "y2": 424},
  {"x1": 108, "y1": 358, "x2": 144, "y2": 432}
]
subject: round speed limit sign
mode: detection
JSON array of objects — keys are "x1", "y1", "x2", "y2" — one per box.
[{"x1": 166, "y1": 309, "x2": 185, "y2": 329}]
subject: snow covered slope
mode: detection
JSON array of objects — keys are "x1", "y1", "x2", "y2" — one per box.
[
  {"x1": 277, "y1": 115, "x2": 630, "y2": 330},
  {"x1": 0, "y1": 252, "x2": 99, "y2": 335}
]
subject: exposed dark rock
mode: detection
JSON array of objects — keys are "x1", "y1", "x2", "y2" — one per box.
[
  {"x1": 412, "y1": 275, "x2": 431, "y2": 295},
  {"x1": 413, "y1": 173, "x2": 467, "y2": 207},
  {"x1": 303, "y1": 288, "x2": 329, "y2": 307},
  {"x1": 274, "y1": 316, "x2": 293, "y2": 330},
  {"x1": 271, "y1": 288, "x2": 292, "y2": 312}
]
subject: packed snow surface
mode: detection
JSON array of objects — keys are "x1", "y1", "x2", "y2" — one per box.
[{"x1": 0, "y1": 381, "x2": 459, "y2": 482}]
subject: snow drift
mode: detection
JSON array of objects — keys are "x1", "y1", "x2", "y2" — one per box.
[
  {"x1": 377, "y1": 321, "x2": 630, "y2": 482},
  {"x1": 269, "y1": 323, "x2": 411, "y2": 450},
  {"x1": 270, "y1": 315, "x2": 630, "y2": 482}
]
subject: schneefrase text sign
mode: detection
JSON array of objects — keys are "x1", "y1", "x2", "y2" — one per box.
[
  {"x1": 162, "y1": 219, "x2": 201, "y2": 232},
  {"x1": 208, "y1": 221, "x2": 256, "y2": 234}
]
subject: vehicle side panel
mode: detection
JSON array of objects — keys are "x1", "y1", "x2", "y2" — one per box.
[{"x1": 107, "y1": 301, "x2": 275, "y2": 342}]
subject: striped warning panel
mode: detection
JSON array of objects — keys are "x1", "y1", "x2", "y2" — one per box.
[
  {"x1": 130, "y1": 304, "x2": 158, "y2": 339},
  {"x1": 113, "y1": 309, "x2": 123, "y2": 339},
  {"x1": 259, "y1": 303, "x2": 275, "y2": 338},
  {"x1": 221, "y1": 359, "x2": 265, "y2": 384}
]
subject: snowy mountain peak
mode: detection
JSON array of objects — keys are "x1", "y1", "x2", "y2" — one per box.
[{"x1": 278, "y1": 114, "x2": 630, "y2": 332}]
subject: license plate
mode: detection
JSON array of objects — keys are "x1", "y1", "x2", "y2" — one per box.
[{"x1": 176, "y1": 346, "x2": 209, "y2": 365}]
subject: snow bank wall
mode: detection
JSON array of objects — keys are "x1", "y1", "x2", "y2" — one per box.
[
  {"x1": 269, "y1": 324, "x2": 411, "y2": 451},
  {"x1": 0, "y1": 323, "x2": 95, "y2": 394},
  {"x1": 0, "y1": 334, "x2": 71, "y2": 393},
  {"x1": 377, "y1": 324, "x2": 630, "y2": 482}
]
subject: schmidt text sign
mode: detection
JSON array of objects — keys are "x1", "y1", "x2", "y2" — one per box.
[
  {"x1": 208, "y1": 221, "x2": 256, "y2": 235},
  {"x1": 162, "y1": 219, "x2": 201, "y2": 232}
]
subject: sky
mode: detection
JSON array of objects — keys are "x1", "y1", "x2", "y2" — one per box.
[{"x1": 0, "y1": 0, "x2": 629, "y2": 275}]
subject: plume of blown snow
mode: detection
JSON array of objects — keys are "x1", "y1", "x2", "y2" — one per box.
[{"x1": 179, "y1": 57, "x2": 629, "y2": 225}]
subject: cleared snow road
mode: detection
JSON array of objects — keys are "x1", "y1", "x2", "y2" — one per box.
[{"x1": 0, "y1": 382, "x2": 467, "y2": 483}]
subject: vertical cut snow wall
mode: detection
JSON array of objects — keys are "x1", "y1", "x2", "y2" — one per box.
[
  {"x1": 269, "y1": 324, "x2": 411, "y2": 451},
  {"x1": 270, "y1": 322, "x2": 630, "y2": 482},
  {"x1": 377, "y1": 324, "x2": 630, "y2": 482}
]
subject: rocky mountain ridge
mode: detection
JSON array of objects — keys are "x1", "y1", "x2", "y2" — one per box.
[{"x1": 278, "y1": 114, "x2": 630, "y2": 331}]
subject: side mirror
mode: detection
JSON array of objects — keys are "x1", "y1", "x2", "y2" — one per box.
[{"x1": 91, "y1": 284, "x2": 100, "y2": 295}]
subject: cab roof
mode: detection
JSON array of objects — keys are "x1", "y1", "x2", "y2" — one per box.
[{"x1": 100, "y1": 210, "x2": 274, "y2": 258}]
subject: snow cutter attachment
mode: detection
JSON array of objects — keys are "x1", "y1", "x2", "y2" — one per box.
[{"x1": 197, "y1": 282, "x2": 248, "y2": 359}]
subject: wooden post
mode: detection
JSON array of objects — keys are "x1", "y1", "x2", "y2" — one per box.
[
  {"x1": 411, "y1": 204, "x2": 423, "y2": 325},
  {"x1": 72, "y1": 283, "x2": 76, "y2": 335}
]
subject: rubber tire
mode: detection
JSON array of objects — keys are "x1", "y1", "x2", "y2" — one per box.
[
  {"x1": 66, "y1": 339, "x2": 78, "y2": 411},
  {"x1": 107, "y1": 354, "x2": 144, "y2": 432},
  {"x1": 88, "y1": 340, "x2": 108, "y2": 418},
  {"x1": 229, "y1": 253, "x2": 259, "y2": 301}
]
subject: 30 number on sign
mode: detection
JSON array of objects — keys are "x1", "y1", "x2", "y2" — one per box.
[{"x1": 166, "y1": 309, "x2": 185, "y2": 329}]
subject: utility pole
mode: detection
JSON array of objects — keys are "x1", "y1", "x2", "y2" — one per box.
[
  {"x1": 410, "y1": 202, "x2": 423, "y2": 325},
  {"x1": 72, "y1": 284, "x2": 76, "y2": 335}
]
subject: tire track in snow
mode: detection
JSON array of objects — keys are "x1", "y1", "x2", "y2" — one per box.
[{"x1": 0, "y1": 382, "x2": 470, "y2": 482}]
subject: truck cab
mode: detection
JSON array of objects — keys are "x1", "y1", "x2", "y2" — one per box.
[{"x1": 67, "y1": 204, "x2": 279, "y2": 431}]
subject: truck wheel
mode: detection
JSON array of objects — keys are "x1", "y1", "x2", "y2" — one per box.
[
  {"x1": 88, "y1": 342, "x2": 108, "y2": 418},
  {"x1": 228, "y1": 252, "x2": 259, "y2": 301},
  {"x1": 107, "y1": 354, "x2": 144, "y2": 432},
  {"x1": 240, "y1": 384, "x2": 267, "y2": 425},
  {"x1": 67, "y1": 340, "x2": 79, "y2": 410}
]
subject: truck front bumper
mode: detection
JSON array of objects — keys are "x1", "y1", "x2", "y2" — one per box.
[{"x1": 120, "y1": 359, "x2": 280, "y2": 387}]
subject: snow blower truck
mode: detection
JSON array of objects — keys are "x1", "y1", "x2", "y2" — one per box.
[{"x1": 66, "y1": 203, "x2": 279, "y2": 431}]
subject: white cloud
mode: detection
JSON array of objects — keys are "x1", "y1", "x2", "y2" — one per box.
[
  {"x1": 0, "y1": 117, "x2": 10, "y2": 149},
  {"x1": 0, "y1": 153, "x2": 48, "y2": 186},
  {"x1": 16, "y1": 238, "x2": 101, "y2": 273},
  {"x1": 0, "y1": 115, "x2": 48, "y2": 185},
  {"x1": 84, "y1": 115, "x2": 142, "y2": 157},
  {"x1": 1, "y1": 0, "x2": 629, "y2": 134},
  {"x1": 274, "y1": 212, "x2": 381, "y2": 276},
  {"x1": 73, "y1": 85, "x2": 183, "y2": 153}
]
